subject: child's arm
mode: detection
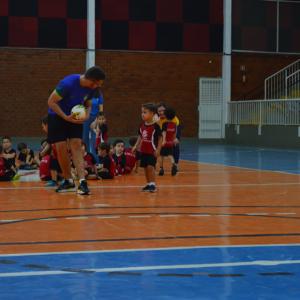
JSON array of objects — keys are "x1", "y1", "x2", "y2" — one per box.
[
  {"x1": 98, "y1": 168, "x2": 107, "y2": 172},
  {"x1": 132, "y1": 136, "x2": 141, "y2": 154},
  {"x1": 4, "y1": 152, "x2": 16, "y2": 159},
  {"x1": 26, "y1": 150, "x2": 34, "y2": 165},
  {"x1": 119, "y1": 154, "x2": 126, "y2": 169},
  {"x1": 154, "y1": 136, "x2": 162, "y2": 158},
  {"x1": 41, "y1": 143, "x2": 51, "y2": 157},
  {"x1": 162, "y1": 131, "x2": 166, "y2": 147},
  {"x1": 92, "y1": 164, "x2": 98, "y2": 175}
]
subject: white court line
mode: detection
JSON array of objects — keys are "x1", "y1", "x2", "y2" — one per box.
[
  {"x1": 189, "y1": 215, "x2": 211, "y2": 217},
  {"x1": 247, "y1": 213, "x2": 269, "y2": 216},
  {"x1": 2, "y1": 243, "x2": 300, "y2": 257},
  {"x1": 1, "y1": 260, "x2": 300, "y2": 278},
  {"x1": 1, "y1": 182, "x2": 300, "y2": 190},
  {"x1": 276, "y1": 213, "x2": 297, "y2": 215},
  {"x1": 97, "y1": 216, "x2": 120, "y2": 219},
  {"x1": 0, "y1": 220, "x2": 23, "y2": 222},
  {"x1": 129, "y1": 216, "x2": 151, "y2": 218},
  {"x1": 159, "y1": 215, "x2": 181, "y2": 217},
  {"x1": 40, "y1": 218, "x2": 57, "y2": 221},
  {"x1": 93, "y1": 204, "x2": 110, "y2": 206},
  {"x1": 65, "y1": 217, "x2": 89, "y2": 220}
]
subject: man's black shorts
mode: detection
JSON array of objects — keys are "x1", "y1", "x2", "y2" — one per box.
[
  {"x1": 140, "y1": 153, "x2": 157, "y2": 168},
  {"x1": 47, "y1": 113, "x2": 83, "y2": 144},
  {"x1": 50, "y1": 157, "x2": 62, "y2": 173},
  {"x1": 160, "y1": 147, "x2": 173, "y2": 157}
]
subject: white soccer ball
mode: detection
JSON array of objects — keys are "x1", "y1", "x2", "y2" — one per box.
[{"x1": 71, "y1": 105, "x2": 86, "y2": 120}]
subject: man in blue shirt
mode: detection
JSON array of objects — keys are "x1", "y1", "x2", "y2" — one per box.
[{"x1": 48, "y1": 66, "x2": 106, "y2": 195}]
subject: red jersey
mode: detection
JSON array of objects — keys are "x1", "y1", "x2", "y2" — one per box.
[
  {"x1": 102, "y1": 154, "x2": 116, "y2": 178},
  {"x1": 138, "y1": 123, "x2": 162, "y2": 154},
  {"x1": 162, "y1": 122, "x2": 176, "y2": 147},
  {"x1": 51, "y1": 144, "x2": 58, "y2": 159},
  {"x1": 0, "y1": 157, "x2": 12, "y2": 177},
  {"x1": 39, "y1": 155, "x2": 51, "y2": 180},
  {"x1": 83, "y1": 152, "x2": 97, "y2": 172},
  {"x1": 112, "y1": 153, "x2": 126, "y2": 175},
  {"x1": 124, "y1": 148, "x2": 140, "y2": 173},
  {"x1": 95, "y1": 124, "x2": 108, "y2": 148}
]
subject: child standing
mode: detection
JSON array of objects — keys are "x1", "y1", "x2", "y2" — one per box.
[
  {"x1": 132, "y1": 103, "x2": 162, "y2": 193},
  {"x1": 2, "y1": 137, "x2": 17, "y2": 168},
  {"x1": 0, "y1": 145, "x2": 20, "y2": 181},
  {"x1": 159, "y1": 107, "x2": 178, "y2": 176},
  {"x1": 97, "y1": 142, "x2": 116, "y2": 179},
  {"x1": 94, "y1": 112, "x2": 108, "y2": 156},
  {"x1": 18, "y1": 142, "x2": 37, "y2": 170},
  {"x1": 112, "y1": 139, "x2": 126, "y2": 176},
  {"x1": 124, "y1": 136, "x2": 140, "y2": 174}
]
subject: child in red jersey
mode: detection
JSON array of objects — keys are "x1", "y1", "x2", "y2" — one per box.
[
  {"x1": 39, "y1": 143, "x2": 57, "y2": 181},
  {"x1": 40, "y1": 116, "x2": 65, "y2": 187},
  {"x1": 0, "y1": 145, "x2": 20, "y2": 181},
  {"x1": 124, "y1": 136, "x2": 140, "y2": 174},
  {"x1": 112, "y1": 139, "x2": 126, "y2": 176},
  {"x1": 97, "y1": 142, "x2": 116, "y2": 179},
  {"x1": 2, "y1": 137, "x2": 17, "y2": 168},
  {"x1": 132, "y1": 103, "x2": 162, "y2": 193},
  {"x1": 94, "y1": 112, "x2": 108, "y2": 156},
  {"x1": 80, "y1": 141, "x2": 98, "y2": 180},
  {"x1": 158, "y1": 107, "x2": 178, "y2": 176}
]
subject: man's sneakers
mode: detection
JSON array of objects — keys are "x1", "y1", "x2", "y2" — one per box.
[
  {"x1": 171, "y1": 164, "x2": 178, "y2": 176},
  {"x1": 141, "y1": 185, "x2": 156, "y2": 193},
  {"x1": 45, "y1": 180, "x2": 59, "y2": 187},
  {"x1": 158, "y1": 168, "x2": 164, "y2": 176},
  {"x1": 77, "y1": 180, "x2": 91, "y2": 195},
  {"x1": 56, "y1": 180, "x2": 76, "y2": 193}
]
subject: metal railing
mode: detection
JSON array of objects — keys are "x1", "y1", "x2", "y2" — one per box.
[
  {"x1": 228, "y1": 99, "x2": 300, "y2": 126},
  {"x1": 286, "y1": 70, "x2": 300, "y2": 99},
  {"x1": 265, "y1": 59, "x2": 300, "y2": 100}
]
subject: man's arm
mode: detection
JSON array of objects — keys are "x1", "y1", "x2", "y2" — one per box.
[
  {"x1": 84, "y1": 101, "x2": 92, "y2": 121},
  {"x1": 48, "y1": 91, "x2": 83, "y2": 124}
]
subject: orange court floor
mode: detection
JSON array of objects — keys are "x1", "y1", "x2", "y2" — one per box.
[{"x1": 1, "y1": 157, "x2": 300, "y2": 256}]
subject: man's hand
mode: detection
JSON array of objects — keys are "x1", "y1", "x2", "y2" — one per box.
[
  {"x1": 173, "y1": 138, "x2": 180, "y2": 146},
  {"x1": 153, "y1": 150, "x2": 160, "y2": 158},
  {"x1": 65, "y1": 114, "x2": 85, "y2": 124}
]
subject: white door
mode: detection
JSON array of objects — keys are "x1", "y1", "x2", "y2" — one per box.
[{"x1": 199, "y1": 78, "x2": 222, "y2": 139}]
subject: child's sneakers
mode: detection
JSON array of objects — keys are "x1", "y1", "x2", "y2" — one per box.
[
  {"x1": 141, "y1": 185, "x2": 150, "y2": 192},
  {"x1": 149, "y1": 185, "x2": 157, "y2": 193},
  {"x1": 44, "y1": 180, "x2": 59, "y2": 187},
  {"x1": 59, "y1": 178, "x2": 65, "y2": 186},
  {"x1": 25, "y1": 164, "x2": 31, "y2": 170},
  {"x1": 158, "y1": 168, "x2": 164, "y2": 176},
  {"x1": 171, "y1": 164, "x2": 178, "y2": 176},
  {"x1": 12, "y1": 174, "x2": 20, "y2": 181}
]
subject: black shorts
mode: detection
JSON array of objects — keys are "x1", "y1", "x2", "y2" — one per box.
[
  {"x1": 50, "y1": 157, "x2": 62, "y2": 173},
  {"x1": 160, "y1": 147, "x2": 173, "y2": 156},
  {"x1": 47, "y1": 113, "x2": 83, "y2": 144},
  {"x1": 85, "y1": 168, "x2": 95, "y2": 175},
  {"x1": 0, "y1": 170, "x2": 15, "y2": 181},
  {"x1": 98, "y1": 172, "x2": 114, "y2": 179},
  {"x1": 140, "y1": 153, "x2": 157, "y2": 168}
]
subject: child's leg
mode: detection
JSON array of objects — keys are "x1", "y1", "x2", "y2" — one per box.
[
  {"x1": 167, "y1": 155, "x2": 175, "y2": 164},
  {"x1": 86, "y1": 174, "x2": 97, "y2": 180},
  {"x1": 98, "y1": 172, "x2": 113, "y2": 179},
  {"x1": 144, "y1": 167, "x2": 150, "y2": 184},
  {"x1": 159, "y1": 156, "x2": 164, "y2": 168},
  {"x1": 34, "y1": 157, "x2": 41, "y2": 167},
  {"x1": 0, "y1": 171, "x2": 16, "y2": 181},
  {"x1": 147, "y1": 166, "x2": 155, "y2": 183},
  {"x1": 31, "y1": 164, "x2": 38, "y2": 169},
  {"x1": 51, "y1": 170, "x2": 58, "y2": 181}
]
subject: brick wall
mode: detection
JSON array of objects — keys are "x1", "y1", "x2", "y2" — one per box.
[
  {"x1": 0, "y1": 49, "x2": 222, "y2": 138},
  {"x1": 231, "y1": 52, "x2": 300, "y2": 101}
]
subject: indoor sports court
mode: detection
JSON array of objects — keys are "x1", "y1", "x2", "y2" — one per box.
[{"x1": 2, "y1": 0, "x2": 300, "y2": 299}]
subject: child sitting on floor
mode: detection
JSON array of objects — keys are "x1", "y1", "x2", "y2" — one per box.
[
  {"x1": 112, "y1": 139, "x2": 126, "y2": 176},
  {"x1": 2, "y1": 137, "x2": 17, "y2": 169},
  {"x1": 94, "y1": 112, "x2": 108, "y2": 156},
  {"x1": 17, "y1": 142, "x2": 38, "y2": 170},
  {"x1": 124, "y1": 136, "x2": 140, "y2": 174},
  {"x1": 97, "y1": 142, "x2": 116, "y2": 179},
  {"x1": 0, "y1": 145, "x2": 20, "y2": 181}
]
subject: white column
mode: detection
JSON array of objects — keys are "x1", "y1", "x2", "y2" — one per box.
[
  {"x1": 222, "y1": 0, "x2": 232, "y2": 139},
  {"x1": 86, "y1": 0, "x2": 95, "y2": 70}
]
